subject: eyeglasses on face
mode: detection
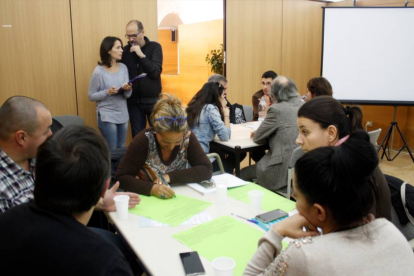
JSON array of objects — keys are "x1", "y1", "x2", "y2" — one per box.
[
  {"x1": 155, "y1": 116, "x2": 187, "y2": 125},
  {"x1": 125, "y1": 30, "x2": 142, "y2": 38},
  {"x1": 216, "y1": 82, "x2": 228, "y2": 90}
]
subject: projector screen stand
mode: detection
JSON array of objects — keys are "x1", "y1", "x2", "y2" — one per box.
[{"x1": 377, "y1": 106, "x2": 414, "y2": 164}]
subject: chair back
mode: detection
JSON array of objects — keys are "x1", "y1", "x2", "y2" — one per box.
[
  {"x1": 53, "y1": 115, "x2": 84, "y2": 127},
  {"x1": 206, "y1": 153, "x2": 225, "y2": 175},
  {"x1": 243, "y1": 105, "x2": 253, "y2": 122},
  {"x1": 368, "y1": 128, "x2": 382, "y2": 146},
  {"x1": 285, "y1": 147, "x2": 304, "y2": 199}
]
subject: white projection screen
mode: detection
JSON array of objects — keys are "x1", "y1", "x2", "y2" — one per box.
[{"x1": 321, "y1": 7, "x2": 414, "y2": 105}]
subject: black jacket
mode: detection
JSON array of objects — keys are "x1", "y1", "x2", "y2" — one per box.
[{"x1": 121, "y1": 36, "x2": 163, "y2": 104}]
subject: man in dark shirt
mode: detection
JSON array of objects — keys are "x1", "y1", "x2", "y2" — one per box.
[
  {"x1": 0, "y1": 126, "x2": 134, "y2": 276},
  {"x1": 121, "y1": 20, "x2": 163, "y2": 138},
  {"x1": 252, "y1": 70, "x2": 277, "y2": 121}
]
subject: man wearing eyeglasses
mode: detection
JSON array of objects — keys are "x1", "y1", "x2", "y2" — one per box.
[
  {"x1": 252, "y1": 70, "x2": 278, "y2": 121},
  {"x1": 121, "y1": 20, "x2": 163, "y2": 138}
]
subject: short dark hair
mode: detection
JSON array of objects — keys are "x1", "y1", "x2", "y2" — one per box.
[
  {"x1": 186, "y1": 82, "x2": 224, "y2": 127},
  {"x1": 270, "y1": 76, "x2": 299, "y2": 102},
  {"x1": 307, "y1": 77, "x2": 333, "y2": 97},
  {"x1": 127, "y1": 20, "x2": 144, "y2": 32},
  {"x1": 98, "y1": 36, "x2": 123, "y2": 68},
  {"x1": 34, "y1": 125, "x2": 110, "y2": 216},
  {"x1": 295, "y1": 131, "x2": 378, "y2": 226},
  {"x1": 261, "y1": 70, "x2": 277, "y2": 80},
  {"x1": 298, "y1": 96, "x2": 363, "y2": 139},
  {"x1": 0, "y1": 96, "x2": 48, "y2": 140}
]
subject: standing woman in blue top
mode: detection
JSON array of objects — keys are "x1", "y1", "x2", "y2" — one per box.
[
  {"x1": 186, "y1": 82, "x2": 231, "y2": 167},
  {"x1": 89, "y1": 36, "x2": 132, "y2": 150}
]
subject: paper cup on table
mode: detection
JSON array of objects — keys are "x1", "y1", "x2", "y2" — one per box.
[
  {"x1": 248, "y1": 190, "x2": 263, "y2": 215},
  {"x1": 215, "y1": 180, "x2": 229, "y2": 207},
  {"x1": 212, "y1": 257, "x2": 235, "y2": 276},
  {"x1": 114, "y1": 195, "x2": 130, "y2": 220}
]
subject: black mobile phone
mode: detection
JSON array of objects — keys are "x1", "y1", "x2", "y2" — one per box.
[
  {"x1": 179, "y1": 251, "x2": 206, "y2": 276},
  {"x1": 255, "y1": 209, "x2": 288, "y2": 223}
]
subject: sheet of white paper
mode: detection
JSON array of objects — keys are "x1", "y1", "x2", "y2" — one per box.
[
  {"x1": 243, "y1": 121, "x2": 261, "y2": 130},
  {"x1": 187, "y1": 173, "x2": 249, "y2": 195},
  {"x1": 139, "y1": 212, "x2": 212, "y2": 227}
]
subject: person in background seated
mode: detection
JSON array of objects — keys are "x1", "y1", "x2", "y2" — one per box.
[
  {"x1": 240, "y1": 76, "x2": 303, "y2": 191},
  {"x1": 89, "y1": 36, "x2": 132, "y2": 150},
  {"x1": 116, "y1": 94, "x2": 212, "y2": 199},
  {"x1": 0, "y1": 125, "x2": 135, "y2": 276},
  {"x1": 0, "y1": 96, "x2": 52, "y2": 213},
  {"x1": 252, "y1": 70, "x2": 278, "y2": 121},
  {"x1": 207, "y1": 74, "x2": 247, "y2": 172},
  {"x1": 251, "y1": 70, "x2": 278, "y2": 162},
  {"x1": 186, "y1": 82, "x2": 233, "y2": 172},
  {"x1": 296, "y1": 96, "x2": 391, "y2": 220},
  {"x1": 303, "y1": 76, "x2": 333, "y2": 102},
  {"x1": 243, "y1": 132, "x2": 414, "y2": 276}
]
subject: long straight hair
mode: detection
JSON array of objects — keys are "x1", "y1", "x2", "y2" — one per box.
[{"x1": 186, "y1": 82, "x2": 225, "y2": 128}]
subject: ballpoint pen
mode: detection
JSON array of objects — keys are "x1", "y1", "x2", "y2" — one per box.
[
  {"x1": 231, "y1": 213, "x2": 258, "y2": 224},
  {"x1": 159, "y1": 173, "x2": 176, "y2": 198}
]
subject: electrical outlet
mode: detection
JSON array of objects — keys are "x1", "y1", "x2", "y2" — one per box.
[{"x1": 367, "y1": 121, "x2": 373, "y2": 127}]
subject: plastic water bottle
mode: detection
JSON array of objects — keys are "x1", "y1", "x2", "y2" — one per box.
[{"x1": 258, "y1": 97, "x2": 267, "y2": 122}]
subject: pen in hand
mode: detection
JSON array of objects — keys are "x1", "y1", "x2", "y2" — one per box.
[{"x1": 159, "y1": 173, "x2": 176, "y2": 198}]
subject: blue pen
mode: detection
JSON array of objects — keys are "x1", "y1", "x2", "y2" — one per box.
[
  {"x1": 159, "y1": 173, "x2": 176, "y2": 198},
  {"x1": 231, "y1": 213, "x2": 258, "y2": 224}
]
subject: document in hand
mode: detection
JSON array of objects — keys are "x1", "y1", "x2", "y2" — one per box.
[{"x1": 187, "y1": 173, "x2": 249, "y2": 195}]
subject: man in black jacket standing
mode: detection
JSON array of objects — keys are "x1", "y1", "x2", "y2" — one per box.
[{"x1": 122, "y1": 20, "x2": 163, "y2": 138}]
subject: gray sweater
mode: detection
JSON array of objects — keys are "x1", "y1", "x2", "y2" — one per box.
[
  {"x1": 243, "y1": 219, "x2": 414, "y2": 276},
  {"x1": 89, "y1": 64, "x2": 132, "y2": 124}
]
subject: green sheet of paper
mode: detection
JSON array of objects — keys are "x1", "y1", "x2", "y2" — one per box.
[
  {"x1": 173, "y1": 216, "x2": 264, "y2": 276},
  {"x1": 228, "y1": 183, "x2": 296, "y2": 212},
  {"x1": 129, "y1": 194, "x2": 212, "y2": 226}
]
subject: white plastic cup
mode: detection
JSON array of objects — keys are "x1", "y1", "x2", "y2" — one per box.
[
  {"x1": 248, "y1": 190, "x2": 263, "y2": 215},
  {"x1": 114, "y1": 195, "x2": 130, "y2": 220},
  {"x1": 212, "y1": 257, "x2": 235, "y2": 276},
  {"x1": 215, "y1": 180, "x2": 228, "y2": 207}
]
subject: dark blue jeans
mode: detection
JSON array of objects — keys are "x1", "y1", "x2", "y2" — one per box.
[
  {"x1": 127, "y1": 100, "x2": 155, "y2": 138},
  {"x1": 98, "y1": 114, "x2": 128, "y2": 150}
]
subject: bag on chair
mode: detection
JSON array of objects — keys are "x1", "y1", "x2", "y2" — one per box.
[{"x1": 229, "y1": 103, "x2": 246, "y2": 124}]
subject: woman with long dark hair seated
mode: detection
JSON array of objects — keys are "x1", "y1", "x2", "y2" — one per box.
[
  {"x1": 244, "y1": 132, "x2": 414, "y2": 276},
  {"x1": 295, "y1": 96, "x2": 391, "y2": 220}
]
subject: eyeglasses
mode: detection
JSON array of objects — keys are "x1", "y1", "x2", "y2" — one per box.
[
  {"x1": 155, "y1": 116, "x2": 187, "y2": 125},
  {"x1": 216, "y1": 82, "x2": 228, "y2": 90},
  {"x1": 125, "y1": 30, "x2": 142, "y2": 39}
]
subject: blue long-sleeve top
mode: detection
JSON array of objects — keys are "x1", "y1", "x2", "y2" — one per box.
[{"x1": 190, "y1": 104, "x2": 231, "y2": 153}]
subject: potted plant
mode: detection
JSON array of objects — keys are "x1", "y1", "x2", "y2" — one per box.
[{"x1": 205, "y1": 44, "x2": 224, "y2": 75}]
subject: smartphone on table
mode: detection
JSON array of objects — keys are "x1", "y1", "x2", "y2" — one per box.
[
  {"x1": 179, "y1": 251, "x2": 206, "y2": 276},
  {"x1": 255, "y1": 209, "x2": 288, "y2": 223}
]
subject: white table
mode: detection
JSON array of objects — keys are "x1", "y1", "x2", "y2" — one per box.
[
  {"x1": 211, "y1": 123, "x2": 268, "y2": 176},
  {"x1": 108, "y1": 184, "x2": 267, "y2": 276}
]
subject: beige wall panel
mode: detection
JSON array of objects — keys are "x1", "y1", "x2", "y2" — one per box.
[
  {"x1": 158, "y1": 29, "x2": 178, "y2": 74},
  {"x1": 0, "y1": 0, "x2": 77, "y2": 115},
  {"x1": 281, "y1": 0, "x2": 325, "y2": 95},
  {"x1": 70, "y1": 0, "x2": 158, "y2": 132},
  {"x1": 226, "y1": 0, "x2": 283, "y2": 105}
]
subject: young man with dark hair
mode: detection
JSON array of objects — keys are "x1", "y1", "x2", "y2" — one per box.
[
  {"x1": 0, "y1": 125, "x2": 134, "y2": 275},
  {"x1": 252, "y1": 70, "x2": 278, "y2": 121}
]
